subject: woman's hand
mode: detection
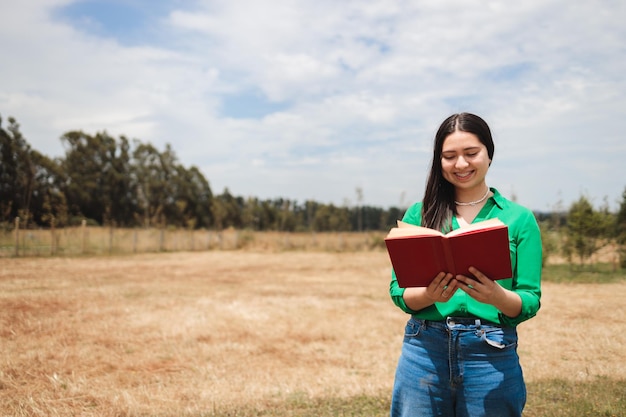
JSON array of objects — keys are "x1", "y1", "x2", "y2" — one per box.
[
  {"x1": 402, "y1": 272, "x2": 457, "y2": 311},
  {"x1": 456, "y1": 267, "x2": 522, "y2": 318},
  {"x1": 455, "y1": 267, "x2": 502, "y2": 304},
  {"x1": 426, "y1": 272, "x2": 458, "y2": 303}
]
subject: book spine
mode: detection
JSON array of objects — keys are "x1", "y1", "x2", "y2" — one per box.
[{"x1": 441, "y1": 239, "x2": 456, "y2": 275}]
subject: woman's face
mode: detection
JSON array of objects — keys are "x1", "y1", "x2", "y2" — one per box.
[{"x1": 440, "y1": 130, "x2": 491, "y2": 192}]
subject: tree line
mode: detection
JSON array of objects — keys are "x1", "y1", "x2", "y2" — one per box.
[
  {"x1": 2, "y1": 113, "x2": 626, "y2": 266},
  {"x1": 0, "y1": 114, "x2": 403, "y2": 232}
]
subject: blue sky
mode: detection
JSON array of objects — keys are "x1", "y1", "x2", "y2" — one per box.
[{"x1": 1, "y1": 0, "x2": 625, "y2": 211}]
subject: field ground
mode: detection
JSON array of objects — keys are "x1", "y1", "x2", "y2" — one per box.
[{"x1": 1, "y1": 251, "x2": 625, "y2": 416}]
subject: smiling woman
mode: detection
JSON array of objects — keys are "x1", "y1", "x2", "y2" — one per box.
[{"x1": 388, "y1": 113, "x2": 543, "y2": 417}]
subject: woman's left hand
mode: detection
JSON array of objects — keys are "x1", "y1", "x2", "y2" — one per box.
[{"x1": 455, "y1": 266, "x2": 504, "y2": 306}]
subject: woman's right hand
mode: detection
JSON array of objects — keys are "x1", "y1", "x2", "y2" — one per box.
[
  {"x1": 426, "y1": 272, "x2": 457, "y2": 302},
  {"x1": 402, "y1": 272, "x2": 457, "y2": 311}
]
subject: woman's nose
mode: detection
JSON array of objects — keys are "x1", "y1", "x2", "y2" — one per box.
[{"x1": 455, "y1": 156, "x2": 469, "y2": 168}]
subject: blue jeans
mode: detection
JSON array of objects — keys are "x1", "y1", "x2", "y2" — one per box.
[{"x1": 391, "y1": 317, "x2": 526, "y2": 417}]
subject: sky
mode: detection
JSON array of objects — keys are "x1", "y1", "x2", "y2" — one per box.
[{"x1": 1, "y1": 0, "x2": 625, "y2": 212}]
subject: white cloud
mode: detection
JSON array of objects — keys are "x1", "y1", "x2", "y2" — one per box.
[{"x1": 0, "y1": 0, "x2": 625, "y2": 211}]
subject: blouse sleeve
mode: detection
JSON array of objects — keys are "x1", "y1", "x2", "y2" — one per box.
[
  {"x1": 499, "y1": 209, "x2": 543, "y2": 327},
  {"x1": 389, "y1": 203, "x2": 422, "y2": 314}
]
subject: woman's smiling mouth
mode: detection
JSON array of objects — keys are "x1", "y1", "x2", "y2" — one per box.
[{"x1": 455, "y1": 171, "x2": 474, "y2": 180}]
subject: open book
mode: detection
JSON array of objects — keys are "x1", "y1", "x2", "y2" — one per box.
[{"x1": 385, "y1": 218, "x2": 513, "y2": 288}]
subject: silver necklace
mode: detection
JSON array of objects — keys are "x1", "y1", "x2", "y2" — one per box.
[{"x1": 455, "y1": 187, "x2": 490, "y2": 206}]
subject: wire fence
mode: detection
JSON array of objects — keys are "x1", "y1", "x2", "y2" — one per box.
[{"x1": 1, "y1": 219, "x2": 386, "y2": 258}]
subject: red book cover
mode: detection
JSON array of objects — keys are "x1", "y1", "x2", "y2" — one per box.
[{"x1": 384, "y1": 218, "x2": 513, "y2": 288}]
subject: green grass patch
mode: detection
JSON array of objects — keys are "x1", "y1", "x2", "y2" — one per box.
[
  {"x1": 201, "y1": 377, "x2": 625, "y2": 417},
  {"x1": 525, "y1": 377, "x2": 626, "y2": 417},
  {"x1": 542, "y1": 263, "x2": 626, "y2": 284},
  {"x1": 202, "y1": 394, "x2": 391, "y2": 417}
]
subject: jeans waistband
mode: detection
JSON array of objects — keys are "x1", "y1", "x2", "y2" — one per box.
[{"x1": 412, "y1": 316, "x2": 501, "y2": 329}]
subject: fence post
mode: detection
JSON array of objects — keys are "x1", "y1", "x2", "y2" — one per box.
[
  {"x1": 109, "y1": 223, "x2": 114, "y2": 254},
  {"x1": 81, "y1": 219, "x2": 87, "y2": 254},
  {"x1": 50, "y1": 217, "x2": 56, "y2": 256},
  {"x1": 14, "y1": 217, "x2": 20, "y2": 257}
]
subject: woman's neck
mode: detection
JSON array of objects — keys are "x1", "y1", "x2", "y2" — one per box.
[{"x1": 454, "y1": 185, "x2": 490, "y2": 206}]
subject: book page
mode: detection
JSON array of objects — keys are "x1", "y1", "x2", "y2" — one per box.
[
  {"x1": 386, "y1": 221, "x2": 444, "y2": 238},
  {"x1": 445, "y1": 218, "x2": 504, "y2": 237}
]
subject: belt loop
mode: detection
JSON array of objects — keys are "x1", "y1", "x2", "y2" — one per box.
[{"x1": 475, "y1": 319, "x2": 481, "y2": 329}]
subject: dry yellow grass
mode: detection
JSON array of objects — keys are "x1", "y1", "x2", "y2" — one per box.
[
  {"x1": 1, "y1": 251, "x2": 624, "y2": 416},
  {"x1": 1, "y1": 227, "x2": 383, "y2": 257}
]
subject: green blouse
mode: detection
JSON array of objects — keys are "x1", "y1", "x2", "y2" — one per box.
[{"x1": 389, "y1": 188, "x2": 542, "y2": 327}]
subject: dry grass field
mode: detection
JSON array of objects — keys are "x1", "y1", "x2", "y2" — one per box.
[{"x1": 1, "y1": 250, "x2": 625, "y2": 416}]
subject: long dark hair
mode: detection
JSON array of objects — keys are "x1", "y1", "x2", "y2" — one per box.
[{"x1": 421, "y1": 113, "x2": 494, "y2": 231}]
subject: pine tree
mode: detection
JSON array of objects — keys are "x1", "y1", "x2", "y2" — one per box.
[{"x1": 565, "y1": 195, "x2": 614, "y2": 268}]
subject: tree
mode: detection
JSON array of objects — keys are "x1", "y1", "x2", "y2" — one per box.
[
  {"x1": 172, "y1": 165, "x2": 214, "y2": 229},
  {"x1": 0, "y1": 116, "x2": 35, "y2": 227},
  {"x1": 212, "y1": 188, "x2": 242, "y2": 229},
  {"x1": 313, "y1": 204, "x2": 351, "y2": 232},
  {"x1": 132, "y1": 142, "x2": 177, "y2": 227},
  {"x1": 564, "y1": 195, "x2": 613, "y2": 268},
  {"x1": 105, "y1": 135, "x2": 136, "y2": 227},
  {"x1": 61, "y1": 131, "x2": 136, "y2": 225},
  {"x1": 30, "y1": 150, "x2": 68, "y2": 227},
  {"x1": 241, "y1": 197, "x2": 261, "y2": 230}
]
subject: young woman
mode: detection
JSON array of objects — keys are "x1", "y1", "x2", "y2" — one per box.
[{"x1": 389, "y1": 113, "x2": 542, "y2": 417}]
